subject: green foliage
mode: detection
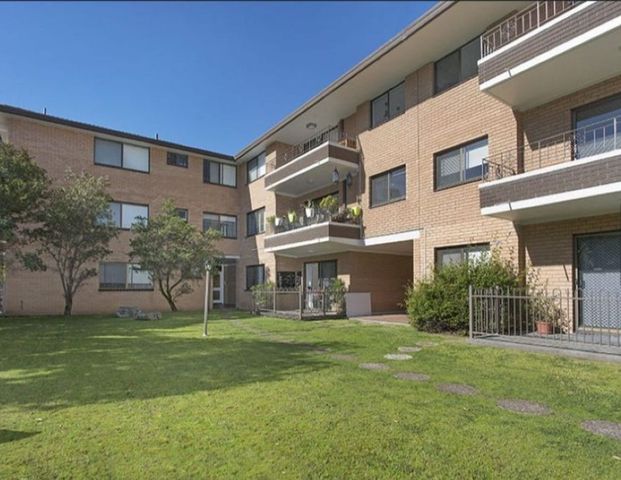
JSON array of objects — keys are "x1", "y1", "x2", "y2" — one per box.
[
  {"x1": 21, "y1": 170, "x2": 117, "y2": 315},
  {"x1": 250, "y1": 281, "x2": 275, "y2": 311},
  {"x1": 405, "y1": 248, "x2": 521, "y2": 333},
  {"x1": 319, "y1": 195, "x2": 338, "y2": 213},
  {"x1": 0, "y1": 143, "x2": 49, "y2": 244},
  {"x1": 129, "y1": 199, "x2": 221, "y2": 311},
  {"x1": 325, "y1": 278, "x2": 347, "y2": 313}
]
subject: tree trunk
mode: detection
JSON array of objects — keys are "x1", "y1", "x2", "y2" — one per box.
[
  {"x1": 165, "y1": 294, "x2": 178, "y2": 312},
  {"x1": 64, "y1": 294, "x2": 73, "y2": 316}
]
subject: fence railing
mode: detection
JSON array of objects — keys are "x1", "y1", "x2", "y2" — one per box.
[
  {"x1": 481, "y1": 1, "x2": 579, "y2": 57},
  {"x1": 469, "y1": 286, "x2": 621, "y2": 351},
  {"x1": 267, "y1": 205, "x2": 361, "y2": 235},
  {"x1": 266, "y1": 126, "x2": 358, "y2": 174},
  {"x1": 252, "y1": 286, "x2": 346, "y2": 319},
  {"x1": 483, "y1": 115, "x2": 621, "y2": 181}
]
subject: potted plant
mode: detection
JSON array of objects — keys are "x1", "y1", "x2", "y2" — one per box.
[
  {"x1": 350, "y1": 204, "x2": 362, "y2": 220},
  {"x1": 535, "y1": 319, "x2": 553, "y2": 335},
  {"x1": 304, "y1": 200, "x2": 315, "y2": 219},
  {"x1": 287, "y1": 209, "x2": 298, "y2": 224},
  {"x1": 274, "y1": 216, "x2": 283, "y2": 227},
  {"x1": 319, "y1": 195, "x2": 339, "y2": 216}
]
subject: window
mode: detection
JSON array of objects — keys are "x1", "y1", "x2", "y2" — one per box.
[
  {"x1": 176, "y1": 208, "x2": 189, "y2": 221},
  {"x1": 246, "y1": 207, "x2": 265, "y2": 236},
  {"x1": 109, "y1": 202, "x2": 148, "y2": 229},
  {"x1": 247, "y1": 152, "x2": 266, "y2": 183},
  {"x1": 370, "y1": 166, "x2": 406, "y2": 207},
  {"x1": 246, "y1": 264, "x2": 265, "y2": 290},
  {"x1": 99, "y1": 262, "x2": 153, "y2": 290},
  {"x1": 167, "y1": 151, "x2": 188, "y2": 168},
  {"x1": 371, "y1": 82, "x2": 405, "y2": 128},
  {"x1": 574, "y1": 93, "x2": 621, "y2": 159},
  {"x1": 203, "y1": 213, "x2": 237, "y2": 239},
  {"x1": 203, "y1": 159, "x2": 236, "y2": 187},
  {"x1": 434, "y1": 37, "x2": 480, "y2": 94},
  {"x1": 277, "y1": 271, "x2": 301, "y2": 289},
  {"x1": 436, "y1": 244, "x2": 490, "y2": 268},
  {"x1": 94, "y1": 138, "x2": 149, "y2": 172},
  {"x1": 435, "y1": 138, "x2": 488, "y2": 190}
]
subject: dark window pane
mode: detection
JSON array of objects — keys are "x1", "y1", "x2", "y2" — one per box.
[
  {"x1": 389, "y1": 83, "x2": 405, "y2": 119},
  {"x1": 435, "y1": 50, "x2": 460, "y2": 93},
  {"x1": 371, "y1": 174, "x2": 389, "y2": 206},
  {"x1": 246, "y1": 265, "x2": 265, "y2": 290},
  {"x1": 99, "y1": 262, "x2": 126, "y2": 289},
  {"x1": 210, "y1": 161, "x2": 220, "y2": 183},
  {"x1": 176, "y1": 208, "x2": 188, "y2": 221},
  {"x1": 389, "y1": 168, "x2": 406, "y2": 200},
  {"x1": 95, "y1": 138, "x2": 122, "y2": 167},
  {"x1": 460, "y1": 38, "x2": 480, "y2": 80},
  {"x1": 109, "y1": 202, "x2": 122, "y2": 227},
  {"x1": 167, "y1": 152, "x2": 188, "y2": 168},
  {"x1": 371, "y1": 92, "x2": 389, "y2": 127}
]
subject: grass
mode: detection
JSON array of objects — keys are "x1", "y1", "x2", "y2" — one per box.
[{"x1": 1, "y1": 311, "x2": 621, "y2": 479}]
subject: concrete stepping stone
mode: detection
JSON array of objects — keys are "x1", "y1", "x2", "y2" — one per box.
[
  {"x1": 384, "y1": 353, "x2": 413, "y2": 360},
  {"x1": 437, "y1": 383, "x2": 478, "y2": 396},
  {"x1": 497, "y1": 399, "x2": 551, "y2": 415},
  {"x1": 416, "y1": 341, "x2": 439, "y2": 348},
  {"x1": 329, "y1": 353, "x2": 357, "y2": 362},
  {"x1": 359, "y1": 363, "x2": 390, "y2": 371},
  {"x1": 581, "y1": 420, "x2": 621, "y2": 441},
  {"x1": 398, "y1": 346, "x2": 422, "y2": 353},
  {"x1": 394, "y1": 372, "x2": 430, "y2": 382}
]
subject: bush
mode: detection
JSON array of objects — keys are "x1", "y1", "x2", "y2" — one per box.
[
  {"x1": 250, "y1": 282, "x2": 275, "y2": 312},
  {"x1": 324, "y1": 278, "x2": 347, "y2": 314},
  {"x1": 404, "y1": 249, "x2": 521, "y2": 333}
]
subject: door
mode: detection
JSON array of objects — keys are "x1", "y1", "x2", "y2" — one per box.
[
  {"x1": 576, "y1": 232, "x2": 621, "y2": 328},
  {"x1": 304, "y1": 261, "x2": 337, "y2": 310},
  {"x1": 212, "y1": 265, "x2": 224, "y2": 305}
]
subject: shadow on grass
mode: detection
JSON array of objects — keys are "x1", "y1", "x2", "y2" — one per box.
[
  {"x1": 0, "y1": 312, "x2": 344, "y2": 411},
  {"x1": 0, "y1": 429, "x2": 40, "y2": 444}
]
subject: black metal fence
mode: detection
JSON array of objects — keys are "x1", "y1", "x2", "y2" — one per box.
[{"x1": 252, "y1": 286, "x2": 345, "y2": 319}]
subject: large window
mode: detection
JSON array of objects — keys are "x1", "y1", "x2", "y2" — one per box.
[
  {"x1": 246, "y1": 207, "x2": 265, "y2": 236},
  {"x1": 247, "y1": 152, "x2": 266, "y2": 183},
  {"x1": 370, "y1": 166, "x2": 406, "y2": 207},
  {"x1": 94, "y1": 138, "x2": 149, "y2": 172},
  {"x1": 246, "y1": 264, "x2": 265, "y2": 290},
  {"x1": 109, "y1": 202, "x2": 148, "y2": 229},
  {"x1": 203, "y1": 213, "x2": 237, "y2": 239},
  {"x1": 99, "y1": 262, "x2": 153, "y2": 290},
  {"x1": 203, "y1": 159, "x2": 236, "y2": 187},
  {"x1": 574, "y1": 93, "x2": 621, "y2": 159},
  {"x1": 167, "y1": 151, "x2": 188, "y2": 168},
  {"x1": 371, "y1": 82, "x2": 405, "y2": 128},
  {"x1": 435, "y1": 138, "x2": 488, "y2": 190},
  {"x1": 435, "y1": 244, "x2": 490, "y2": 269},
  {"x1": 434, "y1": 37, "x2": 480, "y2": 94}
]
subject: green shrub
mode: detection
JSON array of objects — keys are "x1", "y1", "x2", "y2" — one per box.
[
  {"x1": 324, "y1": 278, "x2": 346, "y2": 314},
  {"x1": 404, "y1": 249, "x2": 521, "y2": 333},
  {"x1": 250, "y1": 281, "x2": 275, "y2": 312}
]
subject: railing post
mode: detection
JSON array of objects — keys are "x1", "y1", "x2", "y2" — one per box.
[
  {"x1": 469, "y1": 284, "x2": 474, "y2": 339},
  {"x1": 298, "y1": 283, "x2": 303, "y2": 320}
]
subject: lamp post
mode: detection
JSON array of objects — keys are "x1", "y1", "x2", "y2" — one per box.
[{"x1": 203, "y1": 263, "x2": 212, "y2": 337}]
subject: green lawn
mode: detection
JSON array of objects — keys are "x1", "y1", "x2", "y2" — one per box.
[{"x1": 1, "y1": 311, "x2": 621, "y2": 479}]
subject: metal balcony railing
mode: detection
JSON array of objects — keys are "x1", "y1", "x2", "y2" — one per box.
[
  {"x1": 266, "y1": 126, "x2": 358, "y2": 174},
  {"x1": 267, "y1": 206, "x2": 361, "y2": 236},
  {"x1": 481, "y1": 1, "x2": 579, "y2": 58},
  {"x1": 483, "y1": 115, "x2": 621, "y2": 182}
]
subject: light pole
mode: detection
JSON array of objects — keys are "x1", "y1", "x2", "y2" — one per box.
[{"x1": 203, "y1": 263, "x2": 211, "y2": 337}]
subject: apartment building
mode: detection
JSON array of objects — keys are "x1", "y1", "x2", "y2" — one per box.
[{"x1": 3, "y1": 1, "x2": 621, "y2": 320}]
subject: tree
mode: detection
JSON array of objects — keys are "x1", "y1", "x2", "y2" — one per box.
[
  {"x1": 129, "y1": 199, "x2": 221, "y2": 311},
  {"x1": 21, "y1": 171, "x2": 118, "y2": 316},
  {"x1": 0, "y1": 143, "x2": 49, "y2": 244}
]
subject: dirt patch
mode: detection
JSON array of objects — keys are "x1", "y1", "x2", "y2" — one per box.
[
  {"x1": 437, "y1": 383, "x2": 478, "y2": 396},
  {"x1": 581, "y1": 420, "x2": 621, "y2": 441},
  {"x1": 398, "y1": 346, "x2": 422, "y2": 353},
  {"x1": 393, "y1": 372, "x2": 430, "y2": 382},
  {"x1": 497, "y1": 399, "x2": 551, "y2": 415},
  {"x1": 359, "y1": 363, "x2": 390, "y2": 371},
  {"x1": 329, "y1": 353, "x2": 357, "y2": 362},
  {"x1": 384, "y1": 353, "x2": 413, "y2": 361}
]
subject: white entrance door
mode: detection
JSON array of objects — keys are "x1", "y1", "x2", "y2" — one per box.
[{"x1": 212, "y1": 266, "x2": 224, "y2": 305}]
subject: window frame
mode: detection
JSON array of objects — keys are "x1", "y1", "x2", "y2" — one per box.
[
  {"x1": 246, "y1": 207, "x2": 265, "y2": 237},
  {"x1": 247, "y1": 152, "x2": 266, "y2": 184},
  {"x1": 370, "y1": 81, "x2": 406, "y2": 129},
  {"x1": 94, "y1": 137, "x2": 150, "y2": 174},
  {"x1": 203, "y1": 159, "x2": 237, "y2": 188},
  {"x1": 433, "y1": 136, "x2": 488, "y2": 191},
  {"x1": 434, "y1": 243, "x2": 490, "y2": 269},
  {"x1": 369, "y1": 165, "x2": 406, "y2": 208},
  {"x1": 246, "y1": 264, "x2": 265, "y2": 291},
  {"x1": 433, "y1": 36, "x2": 481, "y2": 95},
  {"x1": 176, "y1": 208, "x2": 189, "y2": 222},
  {"x1": 98, "y1": 262, "x2": 154, "y2": 291},
  {"x1": 167, "y1": 151, "x2": 189, "y2": 168},
  {"x1": 109, "y1": 201, "x2": 149, "y2": 230},
  {"x1": 202, "y1": 212, "x2": 237, "y2": 239}
]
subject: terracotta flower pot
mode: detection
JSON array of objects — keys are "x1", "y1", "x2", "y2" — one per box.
[{"x1": 536, "y1": 321, "x2": 553, "y2": 335}]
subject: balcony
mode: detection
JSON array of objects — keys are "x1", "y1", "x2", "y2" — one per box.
[
  {"x1": 264, "y1": 206, "x2": 362, "y2": 257},
  {"x1": 480, "y1": 115, "x2": 621, "y2": 223},
  {"x1": 478, "y1": 1, "x2": 621, "y2": 110},
  {"x1": 264, "y1": 127, "x2": 359, "y2": 197}
]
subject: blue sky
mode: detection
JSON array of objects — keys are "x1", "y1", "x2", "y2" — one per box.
[{"x1": 0, "y1": 1, "x2": 435, "y2": 154}]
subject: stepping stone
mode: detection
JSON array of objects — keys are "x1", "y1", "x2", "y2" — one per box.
[
  {"x1": 394, "y1": 372, "x2": 430, "y2": 382},
  {"x1": 384, "y1": 353, "x2": 412, "y2": 360},
  {"x1": 398, "y1": 346, "x2": 422, "y2": 353},
  {"x1": 416, "y1": 341, "x2": 439, "y2": 348},
  {"x1": 437, "y1": 383, "x2": 478, "y2": 396},
  {"x1": 497, "y1": 399, "x2": 551, "y2": 415},
  {"x1": 330, "y1": 353, "x2": 357, "y2": 362},
  {"x1": 359, "y1": 363, "x2": 389, "y2": 371},
  {"x1": 581, "y1": 421, "x2": 621, "y2": 441}
]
